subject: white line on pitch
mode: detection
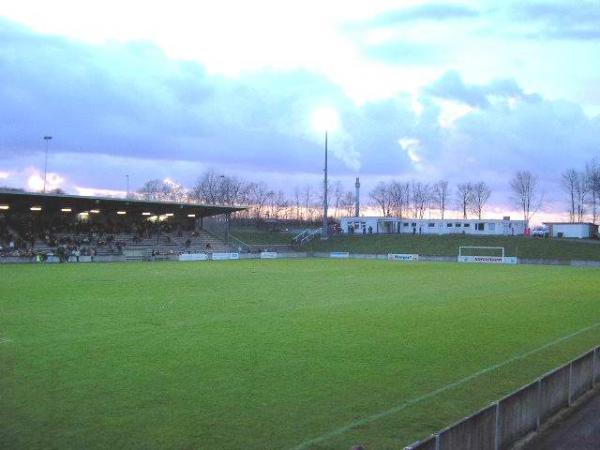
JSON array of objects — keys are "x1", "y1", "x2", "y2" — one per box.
[
  {"x1": 0, "y1": 338, "x2": 12, "y2": 344},
  {"x1": 288, "y1": 321, "x2": 600, "y2": 450}
]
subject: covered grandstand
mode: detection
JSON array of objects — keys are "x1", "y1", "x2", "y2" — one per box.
[{"x1": 0, "y1": 190, "x2": 245, "y2": 262}]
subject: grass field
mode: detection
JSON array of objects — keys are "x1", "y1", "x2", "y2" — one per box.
[
  {"x1": 230, "y1": 226, "x2": 295, "y2": 245},
  {"x1": 307, "y1": 234, "x2": 600, "y2": 261},
  {"x1": 1, "y1": 259, "x2": 599, "y2": 450}
]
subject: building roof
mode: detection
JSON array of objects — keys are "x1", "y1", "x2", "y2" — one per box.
[
  {"x1": 543, "y1": 222, "x2": 597, "y2": 226},
  {"x1": 0, "y1": 190, "x2": 245, "y2": 217},
  {"x1": 341, "y1": 216, "x2": 525, "y2": 223}
]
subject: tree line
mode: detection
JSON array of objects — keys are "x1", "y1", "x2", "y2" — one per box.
[
  {"x1": 135, "y1": 170, "x2": 357, "y2": 222},
  {"x1": 561, "y1": 159, "x2": 600, "y2": 224},
  {"x1": 134, "y1": 170, "x2": 517, "y2": 223},
  {"x1": 368, "y1": 180, "x2": 492, "y2": 220},
  {"x1": 132, "y1": 158, "x2": 600, "y2": 224},
  {"x1": 5, "y1": 157, "x2": 595, "y2": 224}
]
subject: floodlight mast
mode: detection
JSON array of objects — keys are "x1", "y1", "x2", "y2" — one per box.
[
  {"x1": 322, "y1": 131, "x2": 328, "y2": 239},
  {"x1": 43, "y1": 136, "x2": 52, "y2": 193}
]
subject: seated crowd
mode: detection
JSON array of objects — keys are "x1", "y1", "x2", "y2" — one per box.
[{"x1": 0, "y1": 213, "x2": 204, "y2": 260}]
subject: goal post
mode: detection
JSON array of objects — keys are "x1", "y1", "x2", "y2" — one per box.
[{"x1": 458, "y1": 246, "x2": 516, "y2": 264}]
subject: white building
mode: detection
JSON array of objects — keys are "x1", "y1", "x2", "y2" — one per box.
[
  {"x1": 339, "y1": 216, "x2": 528, "y2": 236},
  {"x1": 543, "y1": 222, "x2": 598, "y2": 239}
]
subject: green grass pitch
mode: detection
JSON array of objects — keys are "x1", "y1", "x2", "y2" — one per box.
[{"x1": 1, "y1": 259, "x2": 599, "y2": 450}]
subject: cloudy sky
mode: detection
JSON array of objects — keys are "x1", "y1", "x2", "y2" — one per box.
[{"x1": 1, "y1": 0, "x2": 599, "y2": 220}]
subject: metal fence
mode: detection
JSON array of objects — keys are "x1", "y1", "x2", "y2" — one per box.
[{"x1": 406, "y1": 346, "x2": 599, "y2": 450}]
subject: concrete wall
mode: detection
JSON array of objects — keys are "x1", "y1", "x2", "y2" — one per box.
[
  {"x1": 571, "y1": 351, "x2": 594, "y2": 401},
  {"x1": 405, "y1": 346, "x2": 600, "y2": 450},
  {"x1": 408, "y1": 434, "x2": 437, "y2": 450},
  {"x1": 439, "y1": 404, "x2": 496, "y2": 450},
  {"x1": 498, "y1": 382, "x2": 539, "y2": 449},
  {"x1": 539, "y1": 365, "x2": 570, "y2": 421}
]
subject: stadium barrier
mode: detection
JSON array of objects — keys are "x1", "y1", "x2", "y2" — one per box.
[
  {"x1": 329, "y1": 251, "x2": 350, "y2": 258},
  {"x1": 211, "y1": 252, "x2": 240, "y2": 260},
  {"x1": 237, "y1": 252, "x2": 307, "y2": 260},
  {"x1": 388, "y1": 253, "x2": 419, "y2": 261},
  {"x1": 178, "y1": 253, "x2": 209, "y2": 262},
  {"x1": 405, "y1": 346, "x2": 599, "y2": 450},
  {"x1": 458, "y1": 256, "x2": 518, "y2": 265},
  {"x1": 4, "y1": 251, "x2": 600, "y2": 267}
]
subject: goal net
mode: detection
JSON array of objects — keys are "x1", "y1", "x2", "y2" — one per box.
[{"x1": 458, "y1": 246, "x2": 508, "y2": 264}]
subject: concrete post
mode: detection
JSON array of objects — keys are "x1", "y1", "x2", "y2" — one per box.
[
  {"x1": 593, "y1": 347, "x2": 598, "y2": 387},
  {"x1": 494, "y1": 401, "x2": 501, "y2": 450},
  {"x1": 434, "y1": 432, "x2": 440, "y2": 450},
  {"x1": 568, "y1": 362, "x2": 573, "y2": 407},
  {"x1": 536, "y1": 378, "x2": 542, "y2": 431}
]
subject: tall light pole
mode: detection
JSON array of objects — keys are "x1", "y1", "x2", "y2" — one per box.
[
  {"x1": 322, "y1": 131, "x2": 328, "y2": 239},
  {"x1": 43, "y1": 136, "x2": 52, "y2": 193},
  {"x1": 311, "y1": 106, "x2": 338, "y2": 240},
  {"x1": 355, "y1": 177, "x2": 360, "y2": 217},
  {"x1": 126, "y1": 174, "x2": 130, "y2": 198}
]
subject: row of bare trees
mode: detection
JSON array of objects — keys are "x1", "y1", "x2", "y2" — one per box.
[
  {"x1": 561, "y1": 159, "x2": 600, "y2": 223},
  {"x1": 132, "y1": 162, "x2": 599, "y2": 224},
  {"x1": 136, "y1": 170, "x2": 357, "y2": 222},
  {"x1": 369, "y1": 180, "x2": 491, "y2": 220}
]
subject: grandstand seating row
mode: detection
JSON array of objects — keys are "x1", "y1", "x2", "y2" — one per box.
[{"x1": 0, "y1": 213, "x2": 231, "y2": 258}]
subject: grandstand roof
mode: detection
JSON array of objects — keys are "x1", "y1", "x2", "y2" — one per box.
[{"x1": 0, "y1": 190, "x2": 245, "y2": 217}]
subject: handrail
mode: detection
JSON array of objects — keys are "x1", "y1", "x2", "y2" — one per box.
[
  {"x1": 229, "y1": 234, "x2": 251, "y2": 253},
  {"x1": 299, "y1": 228, "x2": 321, "y2": 246}
]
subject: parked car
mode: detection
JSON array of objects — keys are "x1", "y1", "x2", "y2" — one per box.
[{"x1": 531, "y1": 226, "x2": 549, "y2": 237}]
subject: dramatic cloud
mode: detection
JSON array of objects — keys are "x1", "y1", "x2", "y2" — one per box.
[
  {"x1": 510, "y1": 1, "x2": 600, "y2": 40},
  {"x1": 1, "y1": 1, "x2": 600, "y2": 220},
  {"x1": 426, "y1": 71, "x2": 536, "y2": 108},
  {"x1": 359, "y1": 3, "x2": 480, "y2": 27}
]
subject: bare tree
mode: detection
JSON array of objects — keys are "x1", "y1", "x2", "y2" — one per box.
[
  {"x1": 218, "y1": 175, "x2": 246, "y2": 206},
  {"x1": 456, "y1": 182, "x2": 473, "y2": 219},
  {"x1": 332, "y1": 181, "x2": 344, "y2": 219},
  {"x1": 191, "y1": 170, "x2": 221, "y2": 204},
  {"x1": 389, "y1": 181, "x2": 410, "y2": 219},
  {"x1": 575, "y1": 170, "x2": 590, "y2": 222},
  {"x1": 411, "y1": 182, "x2": 430, "y2": 219},
  {"x1": 369, "y1": 182, "x2": 392, "y2": 216},
  {"x1": 340, "y1": 191, "x2": 355, "y2": 216},
  {"x1": 272, "y1": 190, "x2": 290, "y2": 219},
  {"x1": 470, "y1": 181, "x2": 491, "y2": 219},
  {"x1": 510, "y1": 170, "x2": 541, "y2": 222},
  {"x1": 302, "y1": 184, "x2": 318, "y2": 222},
  {"x1": 247, "y1": 181, "x2": 273, "y2": 220},
  {"x1": 432, "y1": 180, "x2": 449, "y2": 219},
  {"x1": 586, "y1": 159, "x2": 600, "y2": 223},
  {"x1": 562, "y1": 168, "x2": 578, "y2": 223},
  {"x1": 294, "y1": 187, "x2": 303, "y2": 221},
  {"x1": 138, "y1": 179, "x2": 185, "y2": 202}
]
